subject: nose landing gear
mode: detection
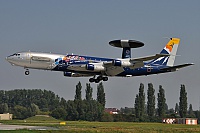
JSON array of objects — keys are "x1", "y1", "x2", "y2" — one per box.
[
  {"x1": 25, "y1": 69, "x2": 30, "y2": 75},
  {"x1": 89, "y1": 75, "x2": 108, "y2": 83}
]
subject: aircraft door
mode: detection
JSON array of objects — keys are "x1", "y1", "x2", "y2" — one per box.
[{"x1": 26, "y1": 52, "x2": 31, "y2": 64}]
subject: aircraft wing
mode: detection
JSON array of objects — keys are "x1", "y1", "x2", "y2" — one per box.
[
  {"x1": 104, "y1": 54, "x2": 170, "y2": 76},
  {"x1": 160, "y1": 63, "x2": 194, "y2": 71},
  {"x1": 130, "y1": 54, "x2": 169, "y2": 61},
  {"x1": 104, "y1": 54, "x2": 169, "y2": 66},
  {"x1": 66, "y1": 54, "x2": 170, "y2": 76}
]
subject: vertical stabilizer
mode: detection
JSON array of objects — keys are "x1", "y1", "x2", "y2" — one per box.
[
  {"x1": 150, "y1": 38, "x2": 180, "y2": 66},
  {"x1": 166, "y1": 38, "x2": 180, "y2": 66}
]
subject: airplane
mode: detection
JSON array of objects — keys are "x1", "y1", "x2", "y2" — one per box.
[{"x1": 5, "y1": 38, "x2": 194, "y2": 83}]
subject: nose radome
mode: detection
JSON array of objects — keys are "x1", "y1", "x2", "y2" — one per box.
[{"x1": 5, "y1": 56, "x2": 11, "y2": 62}]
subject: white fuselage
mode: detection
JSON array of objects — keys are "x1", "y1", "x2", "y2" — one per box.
[{"x1": 6, "y1": 52, "x2": 64, "y2": 70}]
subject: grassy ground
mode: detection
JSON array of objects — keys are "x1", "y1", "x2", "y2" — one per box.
[{"x1": 0, "y1": 116, "x2": 200, "y2": 133}]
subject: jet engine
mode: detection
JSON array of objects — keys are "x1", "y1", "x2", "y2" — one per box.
[
  {"x1": 112, "y1": 59, "x2": 134, "y2": 67},
  {"x1": 112, "y1": 59, "x2": 144, "y2": 68},
  {"x1": 63, "y1": 72, "x2": 77, "y2": 77},
  {"x1": 64, "y1": 72, "x2": 93, "y2": 77},
  {"x1": 85, "y1": 63, "x2": 105, "y2": 71}
]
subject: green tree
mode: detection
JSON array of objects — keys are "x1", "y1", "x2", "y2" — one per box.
[
  {"x1": 134, "y1": 94, "x2": 140, "y2": 118},
  {"x1": 147, "y1": 83, "x2": 155, "y2": 121},
  {"x1": 59, "y1": 97, "x2": 67, "y2": 108},
  {"x1": 75, "y1": 81, "x2": 82, "y2": 101},
  {"x1": 84, "y1": 100, "x2": 104, "y2": 121},
  {"x1": 30, "y1": 103, "x2": 40, "y2": 116},
  {"x1": 66, "y1": 100, "x2": 79, "y2": 120},
  {"x1": 0, "y1": 103, "x2": 8, "y2": 113},
  {"x1": 179, "y1": 84, "x2": 187, "y2": 118},
  {"x1": 85, "y1": 83, "x2": 93, "y2": 101},
  {"x1": 51, "y1": 107, "x2": 67, "y2": 120},
  {"x1": 97, "y1": 82, "x2": 106, "y2": 108},
  {"x1": 76, "y1": 100, "x2": 85, "y2": 120},
  {"x1": 73, "y1": 82, "x2": 84, "y2": 120},
  {"x1": 13, "y1": 105, "x2": 29, "y2": 119},
  {"x1": 157, "y1": 85, "x2": 166, "y2": 118},
  {"x1": 134, "y1": 83, "x2": 145, "y2": 121},
  {"x1": 100, "y1": 112, "x2": 113, "y2": 122},
  {"x1": 188, "y1": 104, "x2": 195, "y2": 118},
  {"x1": 139, "y1": 83, "x2": 145, "y2": 121}
]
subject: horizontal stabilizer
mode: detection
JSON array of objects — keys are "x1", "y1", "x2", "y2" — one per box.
[
  {"x1": 160, "y1": 63, "x2": 194, "y2": 71},
  {"x1": 131, "y1": 54, "x2": 170, "y2": 62}
]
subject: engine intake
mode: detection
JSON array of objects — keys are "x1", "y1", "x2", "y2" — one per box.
[
  {"x1": 86, "y1": 63, "x2": 105, "y2": 71},
  {"x1": 112, "y1": 59, "x2": 133, "y2": 67},
  {"x1": 86, "y1": 64, "x2": 95, "y2": 70},
  {"x1": 64, "y1": 72, "x2": 76, "y2": 77}
]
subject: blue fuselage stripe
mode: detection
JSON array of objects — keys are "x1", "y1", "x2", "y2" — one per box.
[{"x1": 52, "y1": 55, "x2": 170, "y2": 77}]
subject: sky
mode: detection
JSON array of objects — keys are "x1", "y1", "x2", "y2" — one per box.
[{"x1": 0, "y1": 0, "x2": 200, "y2": 110}]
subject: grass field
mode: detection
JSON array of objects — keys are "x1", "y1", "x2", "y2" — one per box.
[{"x1": 0, "y1": 116, "x2": 200, "y2": 133}]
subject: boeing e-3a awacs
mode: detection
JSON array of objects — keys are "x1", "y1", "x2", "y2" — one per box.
[{"x1": 6, "y1": 38, "x2": 193, "y2": 83}]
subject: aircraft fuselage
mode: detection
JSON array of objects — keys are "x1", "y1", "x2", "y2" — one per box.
[
  {"x1": 6, "y1": 51, "x2": 170, "y2": 77},
  {"x1": 5, "y1": 38, "x2": 194, "y2": 83}
]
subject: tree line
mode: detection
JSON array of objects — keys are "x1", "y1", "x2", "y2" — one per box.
[
  {"x1": 0, "y1": 82, "x2": 200, "y2": 123},
  {"x1": 0, "y1": 82, "x2": 106, "y2": 121},
  {"x1": 118, "y1": 83, "x2": 199, "y2": 122}
]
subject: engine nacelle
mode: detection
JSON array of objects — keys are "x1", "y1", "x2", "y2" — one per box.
[
  {"x1": 63, "y1": 72, "x2": 77, "y2": 77},
  {"x1": 86, "y1": 63, "x2": 105, "y2": 71},
  {"x1": 112, "y1": 59, "x2": 134, "y2": 67}
]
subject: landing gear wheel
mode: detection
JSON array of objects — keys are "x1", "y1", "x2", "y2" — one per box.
[
  {"x1": 89, "y1": 78, "x2": 95, "y2": 83},
  {"x1": 25, "y1": 70, "x2": 29, "y2": 75},
  {"x1": 89, "y1": 76, "x2": 108, "y2": 83},
  {"x1": 95, "y1": 79, "x2": 100, "y2": 83},
  {"x1": 102, "y1": 77, "x2": 108, "y2": 81},
  {"x1": 97, "y1": 76, "x2": 103, "y2": 81}
]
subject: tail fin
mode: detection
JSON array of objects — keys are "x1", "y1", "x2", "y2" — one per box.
[{"x1": 150, "y1": 38, "x2": 180, "y2": 66}]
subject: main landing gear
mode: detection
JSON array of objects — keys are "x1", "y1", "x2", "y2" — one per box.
[
  {"x1": 89, "y1": 75, "x2": 108, "y2": 83},
  {"x1": 25, "y1": 69, "x2": 30, "y2": 75}
]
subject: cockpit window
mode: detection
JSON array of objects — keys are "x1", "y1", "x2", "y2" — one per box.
[
  {"x1": 14, "y1": 53, "x2": 20, "y2": 56},
  {"x1": 9, "y1": 53, "x2": 20, "y2": 57}
]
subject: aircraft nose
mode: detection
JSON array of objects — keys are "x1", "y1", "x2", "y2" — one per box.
[
  {"x1": 5, "y1": 56, "x2": 15, "y2": 65},
  {"x1": 5, "y1": 56, "x2": 12, "y2": 62},
  {"x1": 5, "y1": 56, "x2": 9, "y2": 61}
]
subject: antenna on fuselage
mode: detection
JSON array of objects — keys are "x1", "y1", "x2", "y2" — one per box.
[{"x1": 109, "y1": 39, "x2": 144, "y2": 58}]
